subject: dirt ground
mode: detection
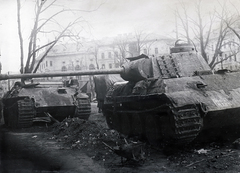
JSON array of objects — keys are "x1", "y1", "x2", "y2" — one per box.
[{"x1": 1, "y1": 103, "x2": 240, "y2": 173}]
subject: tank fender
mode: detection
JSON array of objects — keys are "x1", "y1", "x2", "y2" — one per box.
[{"x1": 165, "y1": 92, "x2": 208, "y2": 117}]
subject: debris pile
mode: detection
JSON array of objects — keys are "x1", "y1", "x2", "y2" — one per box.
[
  {"x1": 51, "y1": 117, "x2": 123, "y2": 149},
  {"x1": 51, "y1": 117, "x2": 146, "y2": 164},
  {"x1": 168, "y1": 143, "x2": 239, "y2": 172}
]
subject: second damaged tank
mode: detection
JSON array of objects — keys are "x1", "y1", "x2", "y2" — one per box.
[
  {"x1": 2, "y1": 79, "x2": 91, "y2": 128},
  {"x1": 101, "y1": 41, "x2": 240, "y2": 146}
]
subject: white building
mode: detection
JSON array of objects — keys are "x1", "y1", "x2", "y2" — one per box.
[{"x1": 35, "y1": 34, "x2": 175, "y2": 75}]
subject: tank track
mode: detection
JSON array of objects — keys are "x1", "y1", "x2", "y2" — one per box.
[
  {"x1": 169, "y1": 106, "x2": 203, "y2": 145},
  {"x1": 7, "y1": 98, "x2": 36, "y2": 128},
  {"x1": 74, "y1": 98, "x2": 91, "y2": 120},
  {"x1": 16, "y1": 99, "x2": 36, "y2": 128},
  {"x1": 103, "y1": 104, "x2": 203, "y2": 146}
]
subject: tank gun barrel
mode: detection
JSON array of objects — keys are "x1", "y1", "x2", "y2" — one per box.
[{"x1": 0, "y1": 69, "x2": 123, "y2": 80}]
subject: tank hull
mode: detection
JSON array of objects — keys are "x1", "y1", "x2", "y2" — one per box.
[
  {"x1": 2, "y1": 82, "x2": 91, "y2": 128},
  {"x1": 103, "y1": 71, "x2": 240, "y2": 145}
]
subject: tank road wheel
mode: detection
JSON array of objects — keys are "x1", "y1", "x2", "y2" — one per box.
[
  {"x1": 103, "y1": 109, "x2": 114, "y2": 129},
  {"x1": 8, "y1": 98, "x2": 36, "y2": 128},
  {"x1": 102, "y1": 107, "x2": 120, "y2": 131},
  {"x1": 111, "y1": 112, "x2": 121, "y2": 132},
  {"x1": 131, "y1": 113, "x2": 144, "y2": 137},
  {"x1": 3, "y1": 107, "x2": 9, "y2": 126},
  {"x1": 74, "y1": 98, "x2": 91, "y2": 120},
  {"x1": 119, "y1": 113, "x2": 132, "y2": 136},
  {"x1": 145, "y1": 114, "x2": 162, "y2": 146}
]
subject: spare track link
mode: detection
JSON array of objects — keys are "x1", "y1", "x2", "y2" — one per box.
[
  {"x1": 75, "y1": 98, "x2": 91, "y2": 120},
  {"x1": 17, "y1": 99, "x2": 36, "y2": 128},
  {"x1": 170, "y1": 105, "x2": 203, "y2": 145}
]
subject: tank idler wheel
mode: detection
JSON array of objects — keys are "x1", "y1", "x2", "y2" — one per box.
[
  {"x1": 120, "y1": 113, "x2": 132, "y2": 136},
  {"x1": 145, "y1": 114, "x2": 161, "y2": 146}
]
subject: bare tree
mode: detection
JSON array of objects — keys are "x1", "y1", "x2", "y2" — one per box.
[
  {"x1": 113, "y1": 36, "x2": 129, "y2": 66},
  {"x1": 92, "y1": 42, "x2": 100, "y2": 70},
  {"x1": 134, "y1": 30, "x2": 152, "y2": 56},
  {"x1": 192, "y1": 0, "x2": 215, "y2": 63},
  {"x1": 175, "y1": 2, "x2": 191, "y2": 43},
  {"x1": 222, "y1": 1, "x2": 240, "y2": 40},
  {"x1": 175, "y1": 0, "x2": 239, "y2": 69},
  {"x1": 17, "y1": 0, "x2": 101, "y2": 74},
  {"x1": 17, "y1": 0, "x2": 24, "y2": 74}
]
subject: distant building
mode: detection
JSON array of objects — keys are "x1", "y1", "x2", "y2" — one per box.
[
  {"x1": 34, "y1": 34, "x2": 175, "y2": 77},
  {"x1": 205, "y1": 27, "x2": 240, "y2": 71}
]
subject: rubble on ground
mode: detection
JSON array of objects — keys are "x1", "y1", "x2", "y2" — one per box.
[
  {"x1": 50, "y1": 117, "x2": 146, "y2": 165},
  {"x1": 48, "y1": 116, "x2": 240, "y2": 171},
  {"x1": 51, "y1": 117, "x2": 120, "y2": 149}
]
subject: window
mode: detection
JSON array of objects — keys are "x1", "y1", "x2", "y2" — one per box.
[
  {"x1": 109, "y1": 64, "x2": 112, "y2": 69},
  {"x1": 46, "y1": 61, "x2": 48, "y2": 67},
  {"x1": 114, "y1": 51, "x2": 118, "y2": 58},
  {"x1": 108, "y1": 52, "x2": 112, "y2": 58},
  {"x1": 62, "y1": 66, "x2": 67, "y2": 71},
  {"x1": 115, "y1": 63, "x2": 119, "y2": 68},
  {"x1": 50, "y1": 61, "x2": 53, "y2": 66},
  {"x1": 75, "y1": 65, "x2": 80, "y2": 71},
  {"x1": 155, "y1": 48, "x2": 158, "y2": 54},
  {"x1": 102, "y1": 64, "x2": 105, "y2": 69},
  {"x1": 101, "y1": 53, "x2": 105, "y2": 59},
  {"x1": 144, "y1": 49, "x2": 147, "y2": 54},
  {"x1": 89, "y1": 64, "x2": 95, "y2": 70}
]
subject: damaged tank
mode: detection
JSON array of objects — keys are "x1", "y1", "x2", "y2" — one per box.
[
  {"x1": 2, "y1": 79, "x2": 91, "y2": 128},
  {"x1": 101, "y1": 40, "x2": 240, "y2": 146}
]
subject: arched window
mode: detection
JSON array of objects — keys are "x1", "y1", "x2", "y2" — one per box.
[
  {"x1": 75, "y1": 65, "x2": 81, "y2": 71},
  {"x1": 62, "y1": 66, "x2": 67, "y2": 71},
  {"x1": 89, "y1": 64, "x2": 95, "y2": 70}
]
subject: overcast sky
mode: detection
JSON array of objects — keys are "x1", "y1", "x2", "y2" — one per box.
[{"x1": 0, "y1": 0, "x2": 239, "y2": 73}]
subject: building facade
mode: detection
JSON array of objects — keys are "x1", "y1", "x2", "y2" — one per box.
[
  {"x1": 35, "y1": 34, "x2": 174, "y2": 74},
  {"x1": 205, "y1": 28, "x2": 240, "y2": 71}
]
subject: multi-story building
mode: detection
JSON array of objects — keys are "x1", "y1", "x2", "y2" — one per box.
[
  {"x1": 205, "y1": 27, "x2": 240, "y2": 71},
  {"x1": 35, "y1": 34, "x2": 174, "y2": 75}
]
